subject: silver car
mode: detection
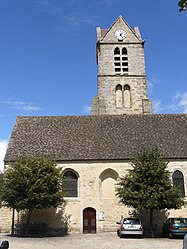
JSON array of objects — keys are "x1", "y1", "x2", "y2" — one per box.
[{"x1": 117, "y1": 217, "x2": 144, "y2": 238}]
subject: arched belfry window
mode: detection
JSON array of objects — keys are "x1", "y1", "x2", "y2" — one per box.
[
  {"x1": 116, "y1": 84, "x2": 122, "y2": 108},
  {"x1": 122, "y1": 48, "x2": 128, "y2": 73},
  {"x1": 114, "y1": 47, "x2": 121, "y2": 73},
  {"x1": 124, "y1": 84, "x2": 131, "y2": 107},
  {"x1": 63, "y1": 170, "x2": 78, "y2": 197},
  {"x1": 115, "y1": 84, "x2": 131, "y2": 108},
  {"x1": 114, "y1": 47, "x2": 120, "y2": 55},
  {"x1": 172, "y1": 170, "x2": 185, "y2": 197},
  {"x1": 122, "y1": 48, "x2": 127, "y2": 55},
  {"x1": 114, "y1": 47, "x2": 128, "y2": 74}
]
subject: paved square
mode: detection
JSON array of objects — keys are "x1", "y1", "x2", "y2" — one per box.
[{"x1": 0, "y1": 233, "x2": 184, "y2": 249}]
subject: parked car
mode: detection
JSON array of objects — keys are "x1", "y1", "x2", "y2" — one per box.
[
  {"x1": 162, "y1": 218, "x2": 187, "y2": 238},
  {"x1": 0, "y1": 240, "x2": 9, "y2": 249},
  {"x1": 116, "y1": 217, "x2": 144, "y2": 238}
]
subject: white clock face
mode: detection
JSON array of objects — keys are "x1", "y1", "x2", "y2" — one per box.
[{"x1": 115, "y1": 30, "x2": 126, "y2": 41}]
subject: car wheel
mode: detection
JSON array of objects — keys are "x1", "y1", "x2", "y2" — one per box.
[
  {"x1": 169, "y1": 232, "x2": 173, "y2": 239},
  {"x1": 162, "y1": 232, "x2": 166, "y2": 238},
  {"x1": 119, "y1": 233, "x2": 124, "y2": 238}
]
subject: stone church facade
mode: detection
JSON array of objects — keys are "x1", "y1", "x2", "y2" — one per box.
[{"x1": 2, "y1": 16, "x2": 187, "y2": 234}]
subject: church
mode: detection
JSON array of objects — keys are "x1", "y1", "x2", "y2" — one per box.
[{"x1": 3, "y1": 16, "x2": 187, "y2": 234}]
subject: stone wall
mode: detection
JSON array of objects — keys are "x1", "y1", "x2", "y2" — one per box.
[
  {"x1": 1, "y1": 160, "x2": 187, "y2": 234},
  {"x1": 60, "y1": 160, "x2": 187, "y2": 234}
]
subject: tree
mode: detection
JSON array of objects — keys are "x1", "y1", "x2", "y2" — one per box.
[
  {"x1": 1, "y1": 156, "x2": 65, "y2": 226},
  {"x1": 116, "y1": 148, "x2": 185, "y2": 237},
  {"x1": 178, "y1": 0, "x2": 187, "y2": 11}
]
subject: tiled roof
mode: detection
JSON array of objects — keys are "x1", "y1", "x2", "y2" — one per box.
[
  {"x1": 101, "y1": 29, "x2": 108, "y2": 38},
  {"x1": 4, "y1": 114, "x2": 187, "y2": 162}
]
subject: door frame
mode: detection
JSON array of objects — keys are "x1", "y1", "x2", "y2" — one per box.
[{"x1": 83, "y1": 207, "x2": 96, "y2": 234}]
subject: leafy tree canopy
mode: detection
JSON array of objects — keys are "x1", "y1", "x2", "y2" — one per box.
[
  {"x1": 1, "y1": 156, "x2": 65, "y2": 223},
  {"x1": 116, "y1": 148, "x2": 185, "y2": 236},
  {"x1": 116, "y1": 148, "x2": 184, "y2": 210},
  {"x1": 178, "y1": 0, "x2": 187, "y2": 11}
]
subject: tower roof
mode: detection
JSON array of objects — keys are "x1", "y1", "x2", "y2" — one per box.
[{"x1": 97, "y1": 15, "x2": 143, "y2": 43}]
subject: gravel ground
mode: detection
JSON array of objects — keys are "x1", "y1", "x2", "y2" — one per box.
[{"x1": 0, "y1": 233, "x2": 184, "y2": 249}]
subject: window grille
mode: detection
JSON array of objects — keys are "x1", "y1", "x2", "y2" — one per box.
[
  {"x1": 114, "y1": 47, "x2": 128, "y2": 74},
  {"x1": 172, "y1": 170, "x2": 185, "y2": 197},
  {"x1": 63, "y1": 171, "x2": 78, "y2": 197}
]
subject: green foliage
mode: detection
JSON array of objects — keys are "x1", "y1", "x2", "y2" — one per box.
[
  {"x1": 116, "y1": 148, "x2": 184, "y2": 211},
  {"x1": 1, "y1": 156, "x2": 65, "y2": 216},
  {"x1": 178, "y1": 0, "x2": 187, "y2": 12}
]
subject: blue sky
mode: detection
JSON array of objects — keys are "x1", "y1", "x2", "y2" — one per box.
[{"x1": 0, "y1": 0, "x2": 187, "y2": 171}]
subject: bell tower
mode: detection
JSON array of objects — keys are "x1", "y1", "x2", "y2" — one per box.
[{"x1": 91, "y1": 16, "x2": 152, "y2": 115}]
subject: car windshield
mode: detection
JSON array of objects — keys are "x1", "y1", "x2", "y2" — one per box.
[
  {"x1": 123, "y1": 219, "x2": 140, "y2": 225},
  {"x1": 173, "y1": 218, "x2": 187, "y2": 224}
]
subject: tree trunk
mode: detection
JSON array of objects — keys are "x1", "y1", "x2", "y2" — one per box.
[
  {"x1": 149, "y1": 209, "x2": 154, "y2": 238},
  {"x1": 26, "y1": 209, "x2": 33, "y2": 235},
  {"x1": 11, "y1": 208, "x2": 15, "y2": 236},
  {"x1": 26, "y1": 209, "x2": 33, "y2": 224}
]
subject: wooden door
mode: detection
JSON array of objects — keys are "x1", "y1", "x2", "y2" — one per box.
[{"x1": 83, "y1": 207, "x2": 96, "y2": 234}]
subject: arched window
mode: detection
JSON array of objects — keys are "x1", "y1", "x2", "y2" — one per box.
[
  {"x1": 114, "y1": 47, "x2": 120, "y2": 55},
  {"x1": 124, "y1": 84, "x2": 131, "y2": 107},
  {"x1": 172, "y1": 170, "x2": 185, "y2": 197},
  {"x1": 99, "y1": 169, "x2": 118, "y2": 198},
  {"x1": 63, "y1": 170, "x2": 78, "y2": 197},
  {"x1": 115, "y1": 84, "x2": 131, "y2": 109},
  {"x1": 116, "y1": 84, "x2": 122, "y2": 108},
  {"x1": 122, "y1": 47, "x2": 127, "y2": 55},
  {"x1": 114, "y1": 47, "x2": 128, "y2": 74},
  {"x1": 122, "y1": 48, "x2": 128, "y2": 73},
  {"x1": 114, "y1": 47, "x2": 121, "y2": 73}
]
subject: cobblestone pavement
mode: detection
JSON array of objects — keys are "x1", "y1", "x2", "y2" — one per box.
[{"x1": 0, "y1": 233, "x2": 184, "y2": 249}]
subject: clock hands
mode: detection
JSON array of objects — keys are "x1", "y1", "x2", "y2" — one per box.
[{"x1": 115, "y1": 30, "x2": 126, "y2": 40}]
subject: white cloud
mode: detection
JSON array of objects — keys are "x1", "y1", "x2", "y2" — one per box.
[
  {"x1": 153, "y1": 99, "x2": 177, "y2": 114},
  {"x1": 152, "y1": 100, "x2": 165, "y2": 113},
  {"x1": 147, "y1": 79, "x2": 154, "y2": 94},
  {"x1": 37, "y1": 0, "x2": 69, "y2": 13},
  {"x1": 4, "y1": 101, "x2": 43, "y2": 113},
  {"x1": 147, "y1": 74, "x2": 166, "y2": 95},
  {"x1": 82, "y1": 105, "x2": 91, "y2": 114},
  {"x1": 66, "y1": 14, "x2": 97, "y2": 31},
  {"x1": 153, "y1": 91, "x2": 187, "y2": 114},
  {"x1": 175, "y1": 92, "x2": 187, "y2": 113},
  {"x1": 0, "y1": 140, "x2": 8, "y2": 172},
  {"x1": 37, "y1": 0, "x2": 117, "y2": 12},
  {"x1": 36, "y1": 0, "x2": 106, "y2": 31}
]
